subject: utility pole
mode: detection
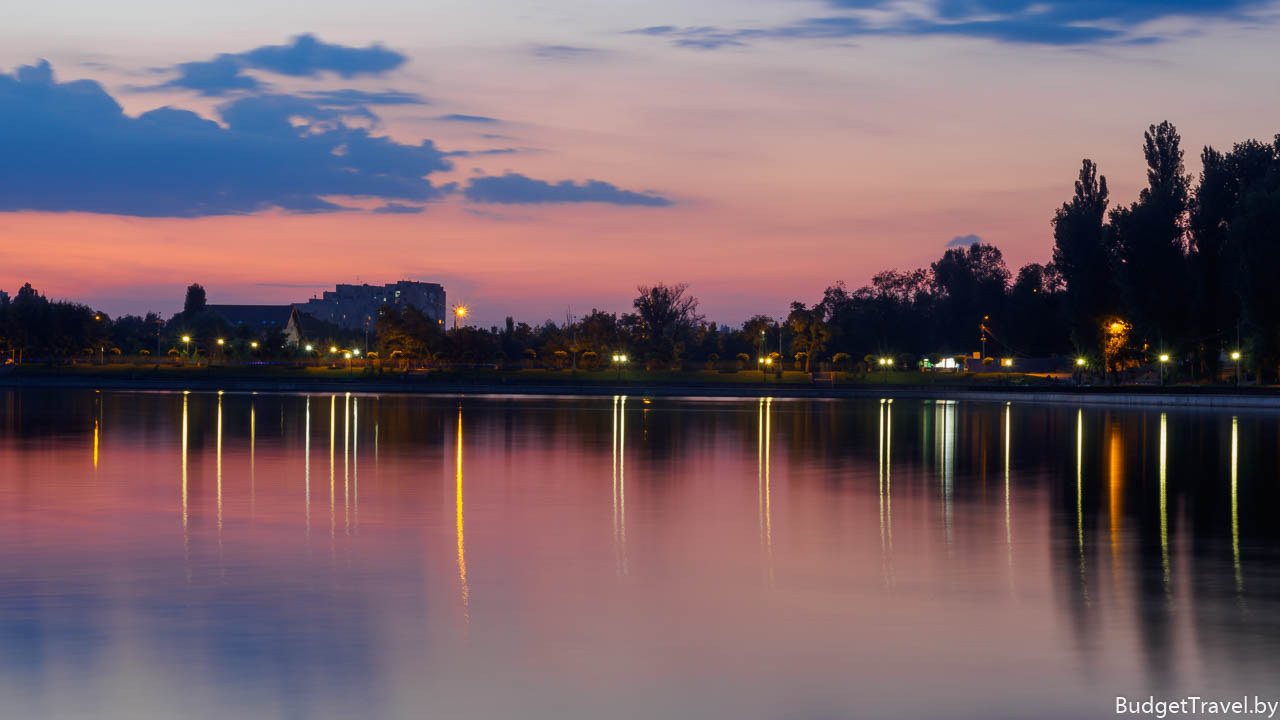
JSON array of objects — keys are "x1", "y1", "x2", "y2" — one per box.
[{"x1": 980, "y1": 315, "x2": 988, "y2": 363}]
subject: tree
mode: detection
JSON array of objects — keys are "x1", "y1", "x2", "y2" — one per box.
[
  {"x1": 183, "y1": 283, "x2": 207, "y2": 317},
  {"x1": 1190, "y1": 139, "x2": 1276, "y2": 375},
  {"x1": 633, "y1": 283, "x2": 702, "y2": 362},
  {"x1": 1052, "y1": 159, "x2": 1115, "y2": 356},
  {"x1": 1109, "y1": 122, "x2": 1191, "y2": 356},
  {"x1": 931, "y1": 243, "x2": 1009, "y2": 351},
  {"x1": 1223, "y1": 135, "x2": 1280, "y2": 381},
  {"x1": 787, "y1": 302, "x2": 831, "y2": 372}
]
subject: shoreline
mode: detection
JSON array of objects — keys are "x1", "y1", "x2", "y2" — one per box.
[{"x1": 4, "y1": 372, "x2": 1280, "y2": 409}]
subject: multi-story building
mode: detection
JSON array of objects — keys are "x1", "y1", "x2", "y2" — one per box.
[{"x1": 294, "y1": 281, "x2": 446, "y2": 330}]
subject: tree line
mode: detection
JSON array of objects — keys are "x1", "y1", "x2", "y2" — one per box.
[{"x1": 3, "y1": 121, "x2": 1278, "y2": 380}]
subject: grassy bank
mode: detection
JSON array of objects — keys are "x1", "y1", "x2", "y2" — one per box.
[{"x1": 0, "y1": 362, "x2": 1065, "y2": 388}]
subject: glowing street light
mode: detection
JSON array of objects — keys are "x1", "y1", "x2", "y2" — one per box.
[
  {"x1": 352, "y1": 349, "x2": 360, "y2": 357},
  {"x1": 1158, "y1": 353, "x2": 1171, "y2": 386},
  {"x1": 329, "y1": 346, "x2": 338, "y2": 354},
  {"x1": 1231, "y1": 350, "x2": 1242, "y2": 386},
  {"x1": 1001, "y1": 358, "x2": 1013, "y2": 368},
  {"x1": 1076, "y1": 357, "x2": 1087, "y2": 367},
  {"x1": 216, "y1": 338, "x2": 225, "y2": 346},
  {"x1": 304, "y1": 344, "x2": 314, "y2": 353},
  {"x1": 453, "y1": 305, "x2": 469, "y2": 331},
  {"x1": 250, "y1": 341, "x2": 259, "y2": 349},
  {"x1": 612, "y1": 352, "x2": 628, "y2": 379}
]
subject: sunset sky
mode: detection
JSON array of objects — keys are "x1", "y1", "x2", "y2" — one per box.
[{"x1": 3, "y1": 0, "x2": 1279, "y2": 325}]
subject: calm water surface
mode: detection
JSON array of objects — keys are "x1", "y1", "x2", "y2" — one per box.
[{"x1": 1, "y1": 389, "x2": 1278, "y2": 719}]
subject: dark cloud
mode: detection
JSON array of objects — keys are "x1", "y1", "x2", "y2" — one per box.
[
  {"x1": 464, "y1": 173, "x2": 672, "y2": 206},
  {"x1": 436, "y1": 113, "x2": 499, "y2": 124},
  {"x1": 632, "y1": 0, "x2": 1267, "y2": 48},
  {"x1": 151, "y1": 34, "x2": 407, "y2": 97},
  {"x1": 0, "y1": 61, "x2": 451, "y2": 217},
  {"x1": 301, "y1": 89, "x2": 428, "y2": 106},
  {"x1": 371, "y1": 202, "x2": 426, "y2": 214},
  {"x1": 443, "y1": 147, "x2": 521, "y2": 157},
  {"x1": 947, "y1": 233, "x2": 983, "y2": 247},
  {"x1": 531, "y1": 44, "x2": 611, "y2": 60}
]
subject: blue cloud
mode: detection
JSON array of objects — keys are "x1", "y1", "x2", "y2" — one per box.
[
  {"x1": 436, "y1": 114, "x2": 499, "y2": 124},
  {"x1": 372, "y1": 202, "x2": 426, "y2": 214},
  {"x1": 531, "y1": 45, "x2": 610, "y2": 60},
  {"x1": 464, "y1": 173, "x2": 672, "y2": 206},
  {"x1": 152, "y1": 34, "x2": 407, "y2": 96},
  {"x1": 947, "y1": 233, "x2": 983, "y2": 247},
  {"x1": 633, "y1": 0, "x2": 1267, "y2": 48},
  {"x1": 238, "y1": 34, "x2": 405, "y2": 77},
  {"x1": 165, "y1": 55, "x2": 262, "y2": 95},
  {"x1": 0, "y1": 61, "x2": 451, "y2": 217},
  {"x1": 302, "y1": 89, "x2": 427, "y2": 106}
]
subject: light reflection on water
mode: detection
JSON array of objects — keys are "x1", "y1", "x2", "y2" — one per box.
[{"x1": 1, "y1": 389, "x2": 1279, "y2": 719}]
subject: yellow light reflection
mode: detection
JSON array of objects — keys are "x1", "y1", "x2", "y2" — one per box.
[
  {"x1": 217, "y1": 394, "x2": 224, "y2": 556},
  {"x1": 885, "y1": 399, "x2": 892, "y2": 555},
  {"x1": 344, "y1": 392, "x2": 350, "y2": 536},
  {"x1": 879, "y1": 399, "x2": 885, "y2": 555},
  {"x1": 329, "y1": 394, "x2": 336, "y2": 542},
  {"x1": 1108, "y1": 418, "x2": 1123, "y2": 570},
  {"x1": 1159, "y1": 412, "x2": 1169, "y2": 593},
  {"x1": 1231, "y1": 415, "x2": 1242, "y2": 595},
  {"x1": 250, "y1": 402, "x2": 256, "y2": 518},
  {"x1": 181, "y1": 392, "x2": 189, "y2": 531},
  {"x1": 1004, "y1": 402, "x2": 1013, "y2": 574},
  {"x1": 612, "y1": 395, "x2": 629, "y2": 576},
  {"x1": 353, "y1": 397, "x2": 358, "y2": 532},
  {"x1": 758, "y1": 396, "x2": 774, "y2": 586},
  {"x1": 456, "y1": 407, "x2": 470, "y2": 624},
  {"x1": 93, "y1": 419, "x2": 99, "y2": 470},
  {"x1": 305, "y1": 396, "x2": 311, "y2": 537}
]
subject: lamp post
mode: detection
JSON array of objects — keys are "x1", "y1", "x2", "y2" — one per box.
[
  {"x1": 182, "y1": 335, "x2": 191, "y2": 361},
  {"x1": 612, "y1": 353, "x2": 628, "y2": 380},
  {"x1": 1158, "y1": 353, "x2": 1170, "y2": 386},
  {"x1": 1231, "y1": 350, "x2": 1242, "y2": 386},
  {"x1": 453, "y1": 305, "x2": 468, "y2": 332}
]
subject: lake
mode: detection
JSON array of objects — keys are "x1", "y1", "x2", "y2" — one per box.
[{"x1": 1, "y1": 389, "x2": 1277, "y2": 719}]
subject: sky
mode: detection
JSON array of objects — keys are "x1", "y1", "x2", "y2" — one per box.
[{"x1": 2, "y1": 0, "x2": 1279, "y2": 326}]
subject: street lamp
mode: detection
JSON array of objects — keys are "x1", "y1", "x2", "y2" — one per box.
[
  {"x1": 1076, "y1": 357, "x2": 1086, "y2": 367},
  {"x1": 304, "y1": 344, "x2": 314, "y2": 353},
  {"x1": 182, "y1": 335, "x2": 191, "y2": 359},
  {"x1": 1158, "y1": 353, "x2": 1170, "y2": 386},
  {"x1": 1231, "y1": 350, "x2": 1242, "y2": 386},
  {"x1": 612, "y1": 353, "x2": 628, "y2": 380},
  {"x1": 454, "y1": 305, "x2": 469, "y2": 331},
  {"x1": 250, "y1": 341, "x2": 259, "y2": 349}
]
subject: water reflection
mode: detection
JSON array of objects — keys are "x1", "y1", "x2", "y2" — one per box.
[
  {"x1": 1, "y1": 389, "x2": 1279, "y2": 720},
  {"x1": 612, "y1": 395, "x2": 627, "y2": 576}
]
